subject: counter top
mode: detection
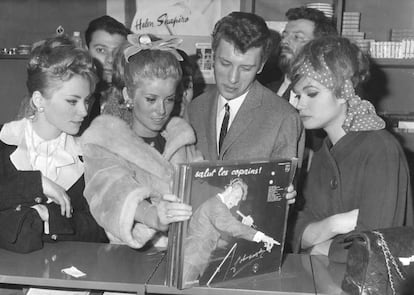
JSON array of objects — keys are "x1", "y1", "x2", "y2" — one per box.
[
  {"x1": 146, "y1": 254, "x2": 317, "y2": 295},
  {"x1": 0, "y1": 242, "x2": 164, "y2": 294},
  {"x1": 0, "y1": 242, "x2": 349, "y2": 294}
]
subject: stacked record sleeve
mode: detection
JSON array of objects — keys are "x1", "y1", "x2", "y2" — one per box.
[
  {"x1": 305, "y1": 2, "x2": 334, "y2": 19},
  {"x1": 391, "y1": 29, "x2": 414, "y2": 42},
  {"x1": 341, "y1": 12, "x2": 370, "y2": 54}
]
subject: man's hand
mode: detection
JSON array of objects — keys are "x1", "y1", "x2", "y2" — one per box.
[
  {"x1": 241, "y1": 215, "x2": 254, "y2": 227},
  {"x1": 260, "y1": 234, "x2": 280, "y2": 252}
]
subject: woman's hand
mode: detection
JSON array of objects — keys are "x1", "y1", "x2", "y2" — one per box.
[
  {"x1": 41, "y1": 176, "x2": 72, "y2": 218},
  {"x1": 302, "y1": 209, "x2": 359, "y2": 249},
  {"x1": 329, "y1": 209, "x2": 359, "y2": 235},
  {"x1": 156, "y1": 194, "x2": 192, "y2": 231},
  {"x1": 285, "y1": 184, "x2": 297, "y2": 205},
  {"x1": 310, "y1": 239, "x2": 333, "y2": 256}
]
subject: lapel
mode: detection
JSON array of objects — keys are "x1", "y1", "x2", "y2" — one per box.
[
  {"x1": 1, "y1": 119, "x2": 32, "y2": 170},
  {"x1": 0, "y1": 118, "x2": 84, "y2": 190},
  {"x1": 219, "y1": 81, "x2": 262, "y2": 158},
  {"x1": 207, "y1": 88, "x2": 220, "y2": 160}
]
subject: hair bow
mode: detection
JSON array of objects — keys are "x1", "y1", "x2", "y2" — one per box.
[{"x1": 124, "y1": 34, "x2": 183, "y2": 62}]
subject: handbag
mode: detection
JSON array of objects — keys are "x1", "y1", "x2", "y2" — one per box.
[{"x1": 341, "y1": 227, "x2": 414, "y2": 295}]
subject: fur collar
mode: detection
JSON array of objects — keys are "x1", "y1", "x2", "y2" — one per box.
[{"x1": 81, "y1": 115, "x2": 196, "y2": 178}]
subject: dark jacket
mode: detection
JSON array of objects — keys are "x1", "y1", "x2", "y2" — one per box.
[
  {"x1": 292, "y1": 130, "x2": 414, "y2": 257},
  {"x1": 0, "y1": 121, "x2": 108, "y2": 253}
]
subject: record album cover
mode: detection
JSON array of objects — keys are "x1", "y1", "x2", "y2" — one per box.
[{"x1": 167, "y1": 158, "x2": 297, "y2": 289}]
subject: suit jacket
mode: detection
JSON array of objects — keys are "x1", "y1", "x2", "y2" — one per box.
[
  {"x1": 183, "y1": 195, "x2": 257, "y2": 281},
  {"x1": 266, "y1": 79, "x2": 283, "y2": 95},
  {"x1": 187, "y1": 80, "x2": 304, "y2": 162}
]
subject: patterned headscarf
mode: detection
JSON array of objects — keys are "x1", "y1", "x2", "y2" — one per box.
[
  {"x1": 296, "y1": 58, "x2": 385, "y2": 132},
  {"x1": 123, "y1": 34, "x2": 183, "y2": 62}
]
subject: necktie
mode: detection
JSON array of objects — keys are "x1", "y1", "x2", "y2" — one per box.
[{"x1": 219, "y1": 103, "x2": 230, "y2": 153}]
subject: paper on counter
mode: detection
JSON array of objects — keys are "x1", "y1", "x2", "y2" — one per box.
[{"x1": 61, "y1": 266, "x2": 87, "y2": 278}]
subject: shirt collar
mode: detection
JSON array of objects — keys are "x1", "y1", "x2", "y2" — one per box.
[{"x1": 218, "y1": 91, "x2": 248, "y2": 115}]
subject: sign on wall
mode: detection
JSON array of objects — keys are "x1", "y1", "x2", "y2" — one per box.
[{"x1": 131, "y1": 0, "x2": 240, "y2": 36}]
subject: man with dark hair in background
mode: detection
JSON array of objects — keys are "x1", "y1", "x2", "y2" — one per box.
[
  {"x1": 267, "y1": 7, "x2": 337, "y2": 104},
  {"x1": 80, "y1": 15, "x2": 130, "y2": 134},
  {"x1": 266, "y1": 7, "x2": 338, "y2": 171}
]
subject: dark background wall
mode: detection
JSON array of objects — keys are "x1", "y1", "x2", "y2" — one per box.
[{"x1": 0, "y1": 0, "x2": 106, "y2": 124}]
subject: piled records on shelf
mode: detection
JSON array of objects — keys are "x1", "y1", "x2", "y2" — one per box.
[
  {"x1": 341, "y1": 12, "x2": 370, "y2": 54},
  {"x1": 305, "y1": 2, "x2": 333, "y2": 18}
]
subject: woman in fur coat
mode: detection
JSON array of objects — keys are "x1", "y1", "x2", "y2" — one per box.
[{"x1": 81, "y1": 34, "x2": 203, "y2": 249}]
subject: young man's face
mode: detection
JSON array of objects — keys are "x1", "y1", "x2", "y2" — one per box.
[
  {"x1": 213, "y1": 39, "x2": 264, "y2": 100},
  {"x1": 278, "y1": 19, "x2": 315, "y2": 74},
  {"x1": 87, "y1": 30, "x2": 126, "y2": 83}
]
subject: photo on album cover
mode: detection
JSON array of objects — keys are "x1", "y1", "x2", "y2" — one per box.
[{"x1": 167, "y1": 158, "x2": 297, "y2": 289}]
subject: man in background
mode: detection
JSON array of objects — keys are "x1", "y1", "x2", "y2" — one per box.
[
  {"x1": 267, "y1": 7, "x2": 337, "y2": 105},
  {"x1": 266, "y1": 7, "x2": 338, "y2": 169},
  {"x1": 80, "y1": 15, "x2": 130, "y2": 133},
  {"x1": 187, "y1": 12, "x2": 303, "y2": 163}
]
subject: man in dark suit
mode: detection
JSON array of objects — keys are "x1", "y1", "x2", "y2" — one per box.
[
  {"x1": 183, "y1": 178, "x2": 277, "y2": 286},
  {"x1": 267, "y1": 7, "x2": 337, "y2": 104},
  {"x1": 187, "y1": 12, "x2": 304, "y2": 163}
]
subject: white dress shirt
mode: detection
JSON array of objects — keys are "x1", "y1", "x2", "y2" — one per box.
[{"x1": 216, "y1": 92, "x2": 247, "y2": 153}]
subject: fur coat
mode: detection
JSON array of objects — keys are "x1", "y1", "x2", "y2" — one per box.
[{"x1": 81, "y1": 114, "x2": 202, "y2": 248}]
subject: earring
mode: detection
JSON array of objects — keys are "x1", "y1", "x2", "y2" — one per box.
[
  {"x1": 125, "y1": 101, "x2": 133, "y2": 110},
  {"x1": 38, "y1": 107, "x2": 44, "y2": 113}
]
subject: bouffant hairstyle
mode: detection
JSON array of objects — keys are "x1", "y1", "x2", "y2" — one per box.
[
  {"x1": 24, "y1": 35, "x2": 97, "y2": 117},
  {"x1": 290, "y1": 36, "x2": 370, "y2": 97},
  {"x1": 122, "y1": 48, "x2": 182, "y2": 98}
]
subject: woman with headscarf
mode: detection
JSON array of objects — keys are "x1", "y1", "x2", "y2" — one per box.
[{"x1": 290, "y1": 36, "x2": 413, "y2": 257}]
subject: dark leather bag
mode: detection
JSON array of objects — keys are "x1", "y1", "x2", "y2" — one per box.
[{"x1": 342, "y1": 227, "x2": 414, "y2": 295}]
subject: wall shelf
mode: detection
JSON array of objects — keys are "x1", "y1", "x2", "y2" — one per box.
[
  {"x1": 372, "y1": 58, "x2": 414, "y2": 68},
  {"x1": 0, "y1": 54, "x2": 29, "y2": 60}
]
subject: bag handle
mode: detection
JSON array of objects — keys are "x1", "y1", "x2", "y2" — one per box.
[{"x1": 373, "y1": 230, "x2": 405, "y2": 295}]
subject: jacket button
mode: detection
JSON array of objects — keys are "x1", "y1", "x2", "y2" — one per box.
[
  {"x1": 51, "y1": 234, "x2": 58, "y2": 240},
  {"x1": 16, "y1": 204, "x2": 21, "y2": 211},
  {"x1": 35, "y1": 197, "x2": 42, "y2": 203},
  {"x1": 330, "y1": 178, "x2": 338, "y2": 189}
]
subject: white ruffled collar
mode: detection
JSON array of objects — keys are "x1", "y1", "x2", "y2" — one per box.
[{"x1": 0, "y1": 118, "x2": 84, "y2": 190}]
